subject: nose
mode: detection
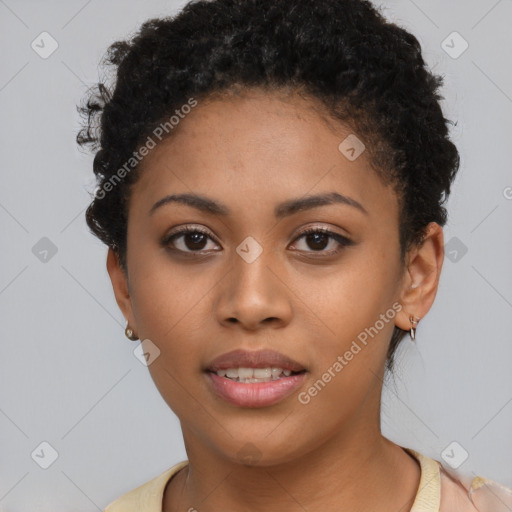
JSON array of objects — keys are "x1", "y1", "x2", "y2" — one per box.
[{"x1": 214, "y1": 248, "x2": 293, "y2": 331}]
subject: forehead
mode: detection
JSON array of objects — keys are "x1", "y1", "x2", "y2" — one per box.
[{"x1": 131, "y1": 88, "x2": 398, "y2": 223}]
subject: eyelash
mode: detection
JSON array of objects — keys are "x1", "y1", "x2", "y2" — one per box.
[{"x1": 161, "y1": 225, "x2": 353, "y2": 257}]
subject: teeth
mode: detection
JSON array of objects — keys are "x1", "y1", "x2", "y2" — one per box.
[
  {"x1": 253, "y1": 368, "x2": 271, "y2": 379},
  {"x1": 215, "y1": 367, "x2": 297, "y2": 382},
  {"x1": 271, "y1": 367, "x2": 282, "y2": 378},
  {"x1": 238, "y1": 367, "x2": 253, "y2": 379}
]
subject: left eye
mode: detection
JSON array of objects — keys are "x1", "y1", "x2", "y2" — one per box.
[{"x1": 290, "y1": 228, "x2": 352, "y2": 254}]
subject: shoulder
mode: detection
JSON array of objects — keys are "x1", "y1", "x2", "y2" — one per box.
[
  {"x1": 104, "y1": 461, "x2": 189, "y2": 512},
  {"x1": 439, "y1": 463, "x2": 512, "y2": 512},
  {"x1": 404, "y1": 447, "x2": 512, "y2": 512}
]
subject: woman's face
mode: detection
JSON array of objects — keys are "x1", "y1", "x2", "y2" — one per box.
[{"x1": 108, "y1": 88, "x2": 439, "y2": 466}]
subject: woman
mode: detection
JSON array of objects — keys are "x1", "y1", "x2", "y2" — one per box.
[{"x1": 76, "y1": 0, "x2": 512, "y2": 510}]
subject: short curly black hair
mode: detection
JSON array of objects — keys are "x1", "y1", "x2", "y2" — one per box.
[{"x1": 76, "y1": 0, "x2": 460, "y2": 372}]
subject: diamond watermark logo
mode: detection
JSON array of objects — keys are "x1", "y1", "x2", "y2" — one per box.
[
  {"x1": 445, "y1": 236, "x2": 468, "y2": 263},
  {"x1": 441, "y1": 31, "x2": 468, "y2": 59},
  {"x1": 32, "y1": 237, "x2": 58, "y2": 263},
  {"x1": 441, "y1": 441, "x2": 469, "y2": 469},
  {"x1": 338, "y1": 134, "x2": 365, "y2": 161},
  {"x1": 237, "y1": 442, "x2": 262, "y2": 465},
  {"x1": 134, "y1": 339, "x2": 161, "y2": 366},
  {"x1": 236, "y1": 236, "x2": 263, "y2": 263},
  {"x1": 31, "y1": 32, "x2": 59, "y2": 59},
  {"x1": 31, "y1": 441, "x2": 59, "y2": 469}
]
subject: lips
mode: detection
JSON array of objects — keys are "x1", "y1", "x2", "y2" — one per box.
[{"x1": 205, "y1": 348, "x2": 307, "y2": 373}]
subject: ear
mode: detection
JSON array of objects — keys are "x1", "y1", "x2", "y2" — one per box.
[
  {"x1": 395, "y1": 222, "x2": 445, "y2": 333},
  {"x1": 106, "y1": 247, "x2": 138, "y2": 336}
]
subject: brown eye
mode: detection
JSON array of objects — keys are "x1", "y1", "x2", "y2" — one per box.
[
  {"x1": 303, "y1": 232, "x2": 330, "y2": 251},
  {"x1": 181, "y1": 231, "x2": 208, "y2": 251},
  {"x1": 291, "y1": 227, "x2": 353, "y2": 255},
  {"x1": 162, "y1": 226, "x2": 220, "y2": 254}
]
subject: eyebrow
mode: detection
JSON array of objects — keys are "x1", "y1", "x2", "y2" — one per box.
[{"x1": 149, "y1": 191, "x2": 368, "y2": 218}]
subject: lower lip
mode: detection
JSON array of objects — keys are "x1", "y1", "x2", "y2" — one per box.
[{"x1": 206, "y1": 371, "x2": 307, "y2": 408}]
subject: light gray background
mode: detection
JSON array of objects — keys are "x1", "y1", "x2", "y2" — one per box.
[{"x1": 1, "y1": 0, "x2": 511, "y2": 510}]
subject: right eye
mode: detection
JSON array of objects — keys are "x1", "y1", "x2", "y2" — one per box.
[{"x1": 161, "y1": 225, "x2": 221, "y2": 254}]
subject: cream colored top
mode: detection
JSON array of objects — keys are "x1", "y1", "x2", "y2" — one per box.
[{"x1": 104, "y1": 448, "x2": 512, "y2": 512}]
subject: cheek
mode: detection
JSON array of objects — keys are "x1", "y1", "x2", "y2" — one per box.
[
  {"x1": 305, "y1": 257, "x2": 396, "y2": 325},
  {"x1": 129, "y1": 251, "x2": 210, "y2": 333},
  {"x1": 131, "y1": 270, "x2": 212, "y2": 410},
  {"x1": 294, "y1": 273, "x2": 393, "y2": 423},
  {"x1": 297, "y1": 251, "x2": 399, "y2": 370}
]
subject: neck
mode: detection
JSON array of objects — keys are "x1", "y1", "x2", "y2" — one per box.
[{"x1": 163, "y1": 420, "x2": 421, "y2": 512}]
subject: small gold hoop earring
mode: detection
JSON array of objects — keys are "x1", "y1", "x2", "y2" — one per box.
[
  {"x1": 124, "y1": 323, "x2": 139, "y2": 341},
  {"x1": 409, "y1": 315, "x2": 420, "y2": 341}
]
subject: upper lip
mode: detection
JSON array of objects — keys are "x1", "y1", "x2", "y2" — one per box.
[{"x1": 206, "y1": 349, "x2": 307, "y2": 373}]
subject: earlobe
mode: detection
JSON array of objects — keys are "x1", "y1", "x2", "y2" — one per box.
[
  {"x1": 395, "y1": 222, "x2": 445, "y2": 334},
  {"x1": 106, "y1": 247, "x2": 137, "y2": 333}
]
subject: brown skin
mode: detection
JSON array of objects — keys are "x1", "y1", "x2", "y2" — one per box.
[{"x1": 107, "y1": 88, "x2": 444, "y2": 511}]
